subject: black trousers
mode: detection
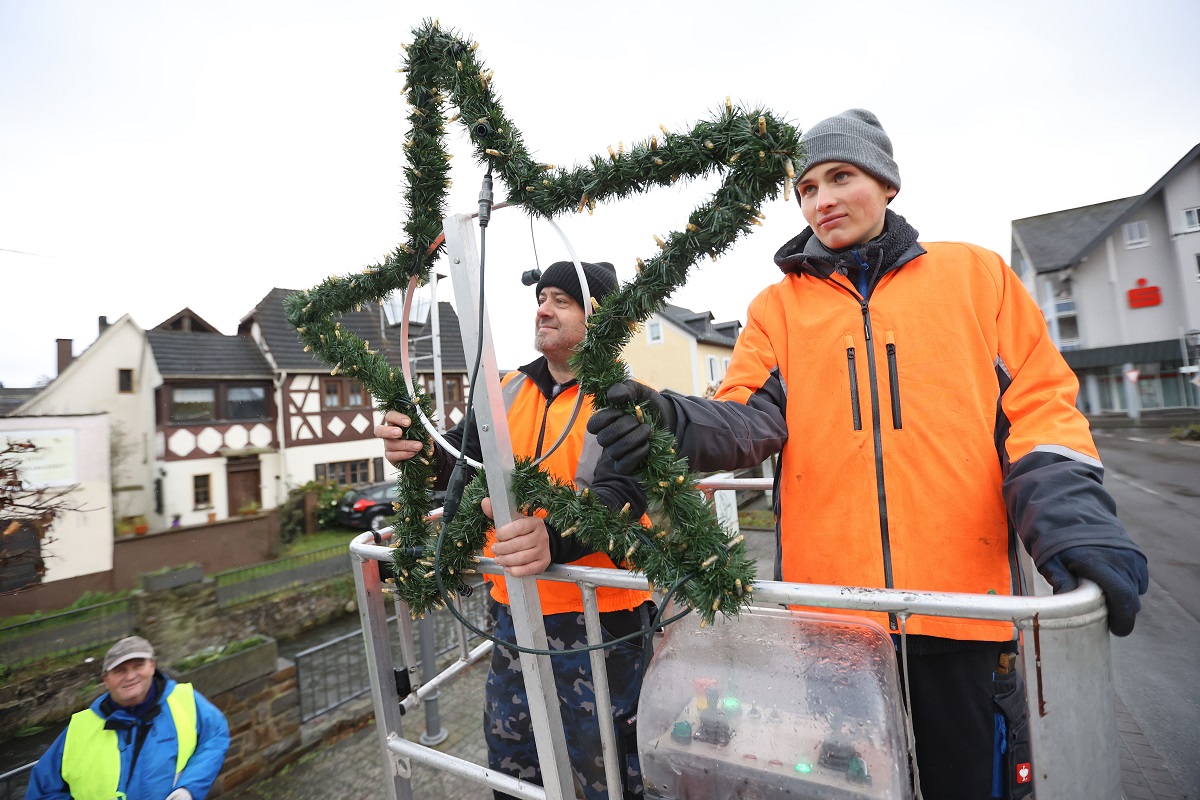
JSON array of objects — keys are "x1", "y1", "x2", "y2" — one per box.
[{"x1": 903, "y1": 640, "x2": 1027, "y2": 800}]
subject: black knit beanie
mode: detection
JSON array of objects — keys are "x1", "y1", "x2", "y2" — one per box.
[
  {"x1": 797, "y1": 108, "x2": 901, "y2": 197},
  {"x1": 534, "y1": 261, "x2": 619, "y2": 309}
]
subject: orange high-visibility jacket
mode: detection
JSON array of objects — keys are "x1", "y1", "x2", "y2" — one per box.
[
  {"x1": 444, "y1": 358, "x2": 650, "y2": 615},
  {"x1": 667, "y1": 237, "x2": 1137, "y2": 640}
]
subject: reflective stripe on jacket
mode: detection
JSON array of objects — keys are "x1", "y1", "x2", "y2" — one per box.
[
  {"x1": 485, "y1": 369, "x2": 651, "y2": 615},
  {"x1": 61, "y1": 683, "x2": 197, "y2": 800}
]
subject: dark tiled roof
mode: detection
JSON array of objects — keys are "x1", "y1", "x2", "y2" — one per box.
[
  {"x1": 1011, "y1": 198, "x2": 1139, "y2": 273},
  {"x1": 147, "y1": 330, "x2": 273, "y2": 379},
  {"x1": 0, "y1": 387, "x2": 38, "y2": 417},
  {"x1": 243, "y1": 288, "x2": 466, "y2": 375},
  {"x1": 1062, "y1": 339, "x2": 1184, "y2": 370},
  {"x1": 1012, "y1": 142, "x2": 1200, "y2": 274},
  {"x1": 659, "y1": 304, "x2": 740, "y2": 347}
]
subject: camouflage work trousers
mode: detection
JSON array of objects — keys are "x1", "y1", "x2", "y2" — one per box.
[{"x1": 485, "y1": 601, "x2": 649, "y2": 800}]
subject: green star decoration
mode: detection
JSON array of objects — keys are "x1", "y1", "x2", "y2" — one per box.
[{"x1": 286, "y1": 19, "x2": 800, "y2": 623}]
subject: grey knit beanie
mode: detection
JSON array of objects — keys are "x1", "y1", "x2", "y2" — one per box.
[
  {"x1": 534, "y1": 261, "x2": 619, "y2": 309},
  {"x1": 797, "y1": 109, "x2": 900, "y2": 195}
]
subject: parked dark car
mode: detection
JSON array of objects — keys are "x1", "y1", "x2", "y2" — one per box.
[{"x1": 336, "y1": 482, "x2": 444, "y2": 532}]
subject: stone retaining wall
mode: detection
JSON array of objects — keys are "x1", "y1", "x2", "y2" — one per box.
[
  {"x1": 0, "y1": 572, "x2": 353, "y2": 773},
  {"x1": 205, "y1": 657, "x2": 302, "y2": 795}
]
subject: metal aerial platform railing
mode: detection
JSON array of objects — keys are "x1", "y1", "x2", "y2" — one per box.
[
  {"x1": 349, "y1": 518, "x2": 1121, "y2": 800},
  {"x1": 348, "y1": 211, "x2": 1123, "y2": 800}
]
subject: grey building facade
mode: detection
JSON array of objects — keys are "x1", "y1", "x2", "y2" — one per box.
[{"x1": 1011, "y1": 142, "x2": 1200, "y2": 414}]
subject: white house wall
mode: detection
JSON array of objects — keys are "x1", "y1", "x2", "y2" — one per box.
[
  {"x1": 18, "y1": 318, "x2": 157, "y2": 526},
  {"x1": 158, "y1": 452, "x2": 282, "y2": 527},
  {"x1": 1071, "y1": 194, "x2": 1188, "y2": 350},
  {"x1": 284, "y1": 435, "x2": 396, "y2": 489},
  {"x1": 0, "y1": 414, "x2": 113, "y2": 583},
  {"x1": 1116, "y1": 195, "x2": 1178, "y2": 344},
  {"x1": 1163, "y1": 166, "x2": 1200, "y2": 333}
]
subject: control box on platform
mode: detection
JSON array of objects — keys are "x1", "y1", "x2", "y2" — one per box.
[{"x1": 637, "y1": 606, "x2": 912, "y2": 800}]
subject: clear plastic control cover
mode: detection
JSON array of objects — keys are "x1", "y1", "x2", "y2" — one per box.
[{"x1": 638, "y1": 605, "x2": 912, "y2": 800}]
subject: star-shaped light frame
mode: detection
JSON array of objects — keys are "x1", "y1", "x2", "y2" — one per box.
[{"x1": 286, "y1": 19, "x2": 800, "y2": 623}]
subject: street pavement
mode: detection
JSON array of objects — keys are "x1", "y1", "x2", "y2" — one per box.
[{"x1": 223, "y1": 656, "x2": 494, "y2": 800}]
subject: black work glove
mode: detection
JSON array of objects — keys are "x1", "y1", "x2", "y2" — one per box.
[
  {"x1": 586, "y1": 381, "x2": 677, "y2": 475},
  {"x1": 1038, "y1": 545, "x2": 1148, "y2": 636}
]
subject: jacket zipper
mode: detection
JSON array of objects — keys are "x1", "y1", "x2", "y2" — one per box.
[
  {"x1": 845, "y1": 336, "x2": 862, "y2": 431},
  {"x1": 861, "y1": 300, "x2": 897, "y2": 628},
  {"x1": 886, "y1": 336, "x2": 903, "y2": 429},
  {"x1": 534, "y1": 396, "x2": 553, "y2": 458}
]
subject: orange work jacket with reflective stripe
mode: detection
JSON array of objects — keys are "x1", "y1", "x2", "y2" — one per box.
[
  {"x1": 670, "y1": 239, "x2": 1128, "y2": 641},
  {"x1": 481, "y1": 362, "x2": 651, "y2": 615}
]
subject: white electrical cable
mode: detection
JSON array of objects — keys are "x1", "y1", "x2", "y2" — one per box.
[{"x1": 395, "y1": 212, "x2": 595, "y2": 468}]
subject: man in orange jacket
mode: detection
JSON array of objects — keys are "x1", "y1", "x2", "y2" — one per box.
[
  {"x1": 588, "y1": 109, "x2": 1148, "y2": 800},
  {"x1": 376, "y1": 260, "x2": 654, "y2": 800}
]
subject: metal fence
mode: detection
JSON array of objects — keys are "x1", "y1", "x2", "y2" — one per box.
[
  {"x1": 0, "y1": 598, "x2": 132, "y2": 667},
  {"x1": 294, "y1": 580, "x2": 490, "y2": 723},
  {"x1": 0, "y1": 762, "x2": 33, "y2": 800},
  {"x1": 215, "y1": 544, "x2": 350, "y2": 606}
]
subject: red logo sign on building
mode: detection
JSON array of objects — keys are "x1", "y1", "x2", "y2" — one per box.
[{"x1": 1127, "y1": 278, "x2": 1162, "y2": 309}]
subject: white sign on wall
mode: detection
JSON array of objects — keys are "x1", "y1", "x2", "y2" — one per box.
[{"x1": 7, "y1": 429, "x2": 79, "y2": 487}]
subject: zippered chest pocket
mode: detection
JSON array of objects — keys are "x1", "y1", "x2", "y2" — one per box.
[
  {"x1": 885, "y1": 330, "x2": 902, "y2": 430},
  {"x1": 843, "y1": 334, "x2": 862, "y2": 431}
]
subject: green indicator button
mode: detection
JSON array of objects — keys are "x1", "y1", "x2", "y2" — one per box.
[
  {"x1": 721, "y1": 696, "x2": 740, "y2": 712},
  {"x1": 795, "y1": 762, "x2": 812, "y2": 773}
]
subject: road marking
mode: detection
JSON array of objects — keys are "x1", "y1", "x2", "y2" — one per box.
[
  {"x1": 1129, "y1": 437, "x2": 1150, "y2": 443},
  {"x1": 1109, "y1": 472, "x2": 1159, "y2": 496}
]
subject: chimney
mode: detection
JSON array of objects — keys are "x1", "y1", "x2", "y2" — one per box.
[
  {"x1": 56, "y1": 339, "x2": 74, "y2": 375},
  {"x1": 98, "y1": 315, "x2": 109, "y2": 334}
]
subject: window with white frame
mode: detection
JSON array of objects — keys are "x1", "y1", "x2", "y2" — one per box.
[
  {"x1": 1185, "y1": 207, "x2": 1200, "y2": 231},
  {"x1": 1195, "y1": 253, "x2": 1200, "y2": 281},
  {"x1": 706, "y1": 355, "x2": 721, "y2": 384},
  {"x1": 648, "y1": 320, "x2": 663, "y2": 344},
  {"x1": 193, "y1": 474, "x2": 212, "y2": 509},
  {"x1": 1123, "y1": 221, "x2": 1149, "y2": 248}
]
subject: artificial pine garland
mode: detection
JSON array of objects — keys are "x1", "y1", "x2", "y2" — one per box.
[{"x1": 286, "y1": 19, "x2": 800, "y2": 624}]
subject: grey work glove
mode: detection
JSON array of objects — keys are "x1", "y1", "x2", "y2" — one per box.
[
  {"x1": 1038, "y1": 545, "x2": 1148, "y2": 636},
  {"x1": 587, "y1": 381, "x2": 677, "y2": 475}
]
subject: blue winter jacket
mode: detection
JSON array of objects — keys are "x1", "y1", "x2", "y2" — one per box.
[{"x1": 25, "y1": 672, "x2": 230, "y2": 800}]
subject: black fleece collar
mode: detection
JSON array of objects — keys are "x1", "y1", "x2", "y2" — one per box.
[
  {"x1": 774, "y1": 209, "x2": 924, "y2": 286},
  {"x1": 518, "y1": 356, "x2": 577, "y2": 400}
]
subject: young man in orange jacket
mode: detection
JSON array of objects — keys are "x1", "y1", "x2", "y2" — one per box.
[
  {"x1": 588, "y1": 109, "x2": 1148, "y2": 800},
  {"x1": 376, "y1": 260, "x2": 654, "y2": 800}
]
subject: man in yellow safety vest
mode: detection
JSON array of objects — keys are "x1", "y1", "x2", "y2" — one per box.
[{"x1": 25, "y1": 636, "x2": 230, "y2": 800}]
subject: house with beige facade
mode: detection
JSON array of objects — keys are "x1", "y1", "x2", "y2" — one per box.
[{"x1": 622, "y1": 303, "x2": 741, "y2": 396}]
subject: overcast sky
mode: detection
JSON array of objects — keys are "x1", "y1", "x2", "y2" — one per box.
[{"x1": 2, "y1": 0, "x2": 1198, "y2": 388}]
